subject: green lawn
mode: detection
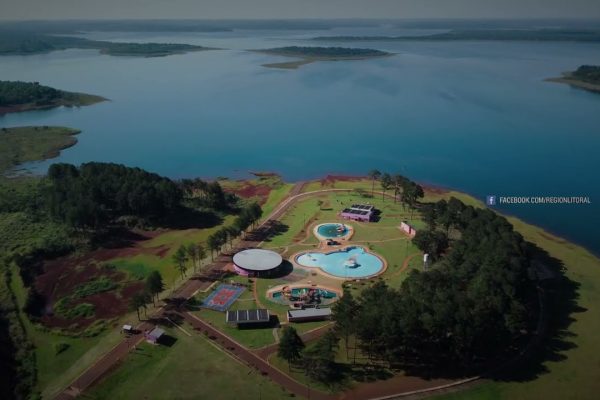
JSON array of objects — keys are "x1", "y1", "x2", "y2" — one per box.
[
  {"x1": 261, "y1": 183, "x2": 294, "y2": 218},
  {"x1": 108, "y1": 216, "x2": 235, "y2": 287},
  {"x1": 87, "y1": 324, "x2": 292, "y2": 400},
  {"x1": 0, "y1": 126, "x2": 81, "y2": 174}
]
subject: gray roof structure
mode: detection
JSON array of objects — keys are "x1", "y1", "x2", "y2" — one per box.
[
  {"x1": 232, "y1": 249, "x2": 283, "y2": 271},
  {"x1": 226, "y1": 309, "x2": 270, "y2": 324},
  {"x1": 148, "y1": 327, "x2": 165, "y2": 339},
  {"x1": 287, "y1": 307, "x2": 332, "y2": 320}
]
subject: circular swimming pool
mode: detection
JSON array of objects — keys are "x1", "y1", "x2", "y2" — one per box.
[
  {"x1": 316, "y1": 223, "x2": 349, "y2": 239},
  {"x1": 295, "y1": 246, "x2": 385, "y2": 279}
]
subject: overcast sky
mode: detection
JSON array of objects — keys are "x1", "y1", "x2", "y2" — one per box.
[{"x1": 1, "y1": 0, "x2": 599, "y2": 20}]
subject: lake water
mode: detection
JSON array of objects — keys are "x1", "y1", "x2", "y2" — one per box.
[{"x1": 1, "y1": 27, "x2": 600, "y2": 255}]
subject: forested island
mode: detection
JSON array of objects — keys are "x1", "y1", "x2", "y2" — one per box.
[
  {"x1": 0, "y1": 81, "x2": 106, "y2": 115},
  {"x1": 548, "y1": 65, "x2": 600, "y2": 94},
  {"x1": 311, "y1": 28, "x2": 600, "y2": 43},
  {"x1": 0, "y1": 126, "x2": 81, "y2": 175},
  {"x1": 256, "y1": 46, "x2": 392, "y2": 69},
  {"x1": 0, "y1": 31, "x2": 215, "y2": 57}
]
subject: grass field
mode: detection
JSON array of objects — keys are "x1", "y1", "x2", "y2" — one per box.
[
  {"x1": 108, "y1": 216, "x2": 236, "y2": 286},
  {"x1": 86, "y1": 324, "x2": 291, "y2": 400},
  {"x1": 0, "y1": 126, "x2": 81, "y2": 174},
  {"x1": 17, "y1": 176, "x2": 600, "y2": 400},
  {"x1": 430, "y1": 193, "x2": 600, "y2": 400}
]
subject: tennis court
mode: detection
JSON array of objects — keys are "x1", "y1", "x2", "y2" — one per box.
[{"x1": 201, "y1": 284, "x2": 245, "y2": 312}]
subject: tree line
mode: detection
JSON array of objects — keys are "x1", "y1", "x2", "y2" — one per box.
[
  {"x1": 330, "y1": 197, "x2": 535, "y2": 370},
  {"x1": 130, "y1": 201, "x2": 263, "y2": 317},
  {"x1": 278, "y1": 326, "x2": 342, "y2": 385},
  {"x1": 367, "y1": 169, "x2": 424, "y2": 211},
  {"x1": 0, "y1": 80, "x2": 62, "y2": 106},
  {"x1": 46, "y1": 162, "x2": 183, "y2": 228}
]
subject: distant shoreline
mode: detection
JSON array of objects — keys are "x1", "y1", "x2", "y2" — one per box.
[
  {"x1": 546, "y1": 75, "x2": 600, "y2": 94},
  {"x1": 0, "y1": 90, "x2": 107, "y2": 116},
  {"x1": 0, "y1": 126, "x2": 81, "y2": 175},
  {"x1": 254, "y1": 46, "x2": 393, "y2": 69}
]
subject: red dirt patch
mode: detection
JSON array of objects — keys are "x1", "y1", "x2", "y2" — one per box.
[
  {"x1": 422, "y1": 184, "x2": 450, "y2": 195},
  {"x1": 34, "y1": 229, "x2": 170, "y2": 331},
  {"x1": 225, "y1": 181, "x2": 273, "y2": 204},
  {"x1": 318, "y1": 175, "x2": 364, "y2": 188},
  {"x1": 36, "y1": 260, "x2": 145, "y2": 330}
]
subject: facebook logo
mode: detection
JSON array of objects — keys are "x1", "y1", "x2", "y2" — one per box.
[{"x1": 486, "y1": 195, "x2": 496, "y2": 206}]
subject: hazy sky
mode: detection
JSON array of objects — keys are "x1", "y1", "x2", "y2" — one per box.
[{"x1": 1, "y1": 0, "x2": 599, "y2": 20}]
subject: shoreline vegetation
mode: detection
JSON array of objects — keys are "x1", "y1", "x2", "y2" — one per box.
[
  {"x1": 0, "y1": 126, "x2": 81, "y2": 175},
  {"x1": 0, "y1": 165, "x2": 599, "y2": 399},
  {"x1": 0, "y1": 31, "x2": 217, "y2": 57},
  {"x1": 255, "y1": 46, "x2": 392, "y2": 69},
  {"x1": 547, "y1": 65, "x2": 600, "y2": 94},
  {"x1": 0, "y1": 80, "x2": 106, "y2": 115},
  {"x1": 310, "y1": 28, "x2": 600, "y2": 43}
]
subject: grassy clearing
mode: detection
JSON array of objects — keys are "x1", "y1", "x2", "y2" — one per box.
[
  {"x1": 108, "y1": 216, "x2": 235, "y2": 285},
  {"x1": 262, "y1": 190, "x2": 421, "y2": 290},
  {"x1": 86, "y1": 323, "x2": 291, "y2": 400},
  {"x1": 0, "y1": 126, "x2": 81, "y2": 174},
  {"x1": 261, "y1": 182, "x2": 294, "y2": 218}
]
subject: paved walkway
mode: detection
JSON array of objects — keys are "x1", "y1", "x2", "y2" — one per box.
[{"x1": 53, "y1": 185, "x2": 474, "y2": 400}]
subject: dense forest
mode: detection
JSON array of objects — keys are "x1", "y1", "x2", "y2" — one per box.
[
  {"x1": 571, "y1": 65, "x2": 600, "y2": 85},
  {"x1": 0, "y1": 81, "x2": 105, "y2": 114},
  {"x1": 260, "y1": 46, "x2": 390, "y2": 58},
  {"x1": 46, "y1": 163, "x2": 183, "y2": 228},
  {"x1": 0, "y1": 31, "x2": 210, "y2": 57},
  {"x1": 332, "y1": 197, "x2": 535, "y2": 370},
  {"x1": 0, "y1": 162, "x2": 246, "y2": 399},
  {"x1": 0, "y1": 81, "x2": 63, "y2": 106}
]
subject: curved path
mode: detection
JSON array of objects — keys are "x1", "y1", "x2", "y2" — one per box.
[{"x1": 53, "y1": 184, "x2": 474, "y2": 400}]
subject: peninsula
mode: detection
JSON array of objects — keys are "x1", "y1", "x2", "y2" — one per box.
[
  {"x1": 0, "y1": 126, "x2": 81, "y2": 175},
  {"x1": 0, "y1": 80, "x2": 106, "y2": 115},
  {"x1": 255, "y1": 46, "x2": 392, "y2": 69},
  {"x1": 547, "y1": 65, "x2": 600, "y2": 94},
  {"x1": 0, "y1": 31, "x2": 216, "y2": 57}
]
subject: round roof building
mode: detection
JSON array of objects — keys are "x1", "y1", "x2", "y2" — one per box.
[{"x1": 232, "y1": 249, "x2": 283, "y2": 277}]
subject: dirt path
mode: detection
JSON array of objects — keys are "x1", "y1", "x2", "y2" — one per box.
[
  {"x1": 181, "y1": 311, "x2": 333, "y2": 400},
  {"x1": 53, "y1": 184, "x2": 473, "y2": 400}
]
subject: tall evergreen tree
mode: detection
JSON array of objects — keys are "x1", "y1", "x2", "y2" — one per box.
[{"x1": 278, "y1": 326, "x2": 305, "y2": 370}]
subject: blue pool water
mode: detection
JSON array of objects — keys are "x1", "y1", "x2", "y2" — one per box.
[
  {"x1": 296, "y1": 246, "x2": 384, "y2": 278},
  {"x1": 316, "y1": 223, "x2": 349, "y2": 238}
]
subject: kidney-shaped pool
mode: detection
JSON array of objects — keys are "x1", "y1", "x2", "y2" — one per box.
[{"x1": 295, "y1": 246, "x2": 385, "y2": 279}]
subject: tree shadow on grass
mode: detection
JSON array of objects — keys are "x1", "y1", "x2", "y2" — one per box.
[
  {"x1": 90, "y1": 226, "x2": 150, "y2": 249},
  {"x1": 163, "y1": 207, "x2": 223, "y2": 229},
  {"x1": 485, "y1": 243, "x2": 584, "y2": 382},
  {"x1": 245, "y1": 220, "x2": 289, "y2": 243},
  {"x1": 398, "y1": 242, "x2": 584, "y2": 383}
]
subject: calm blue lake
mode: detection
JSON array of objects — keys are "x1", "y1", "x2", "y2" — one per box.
[{"x1": 1, "y1": 28, "x2": 600, "y2": 255}]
